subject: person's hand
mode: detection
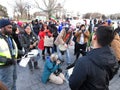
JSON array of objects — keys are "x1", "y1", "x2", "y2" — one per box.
[
  {"x1": 29, "y1": 45, "x2": 33, "y2": 49},
  {"x1": 79, "y1": 30, "x2": 82, "y2": 33},
  {"x1": 33, "y1": 42, "x2": 37, "y2": 46},
  {"x1": 64, "y1": 43, "x2": 68, "y2": 48},
  {"x1": 69, "y1": 41, "x2": 73, "y2": 46},
  {"x1": 56, "y1": 60, "x2": 61, "y2": 65},
  {"x1": 6, "y1": 58, "x2": 15, "y2": 65}
]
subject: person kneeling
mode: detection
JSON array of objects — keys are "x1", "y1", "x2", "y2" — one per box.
[{"x1": 41, "y1": 53, "x2": 65, "y2": 84}]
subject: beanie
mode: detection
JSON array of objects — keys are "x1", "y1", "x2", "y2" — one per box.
[
  {"x1": 0, "y1": 19, "x2": 12, "y2": 28},
  {"x1": 17, "y1": 21, "x2": 23, "y2": 27},
  {"x1": 107, "y1": 19, "x2": 112, "y2": 25}
]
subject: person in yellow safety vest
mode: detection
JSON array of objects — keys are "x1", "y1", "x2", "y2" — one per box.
[{"x1": 0, "y1": 19, "x2": 18, "y2": 90}]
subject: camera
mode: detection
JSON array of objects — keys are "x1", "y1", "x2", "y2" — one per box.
[
  {"x1": 57, "y1": 58, "x2": 64, "y2": 64},
  {"x1": 54, "y1": 68, "x2": 62, "y2": 76},
  {"x1": 82, "y1": 30, "x2": 85, "y2": 33}
]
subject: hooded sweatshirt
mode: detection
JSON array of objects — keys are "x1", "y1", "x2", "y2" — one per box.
[{"x1": 69, "y1": 46, "x2": 119, "y2": 90}]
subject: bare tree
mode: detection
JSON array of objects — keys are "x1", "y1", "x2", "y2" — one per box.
[
  {"x1": 7, "y1": 0, "x2": 31, "y2": 19},
  {"x1": 0, "y1": 4, "x2": 8, "y2": 17},
  {"x1": 34, "y1": 0, "x2": 65, "y2": 19},
  {"x1": 14, "y1": 0, "x2": 28, "y2": 19},
  {"x1": 83, "y1": 12, "x2": 103, "y2": 19}
]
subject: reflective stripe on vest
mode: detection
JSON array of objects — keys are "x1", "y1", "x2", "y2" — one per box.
[
  {"x1": 0, "y1": 39, "x2": 11, "y2": 58},
  {"x1": 0, "y1": 38, "x2": 18, "y2": 65}
]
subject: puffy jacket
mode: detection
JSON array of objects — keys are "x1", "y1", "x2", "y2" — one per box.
[{"x1": 69, "y1": 46, "x2": 119, "y2": 90}]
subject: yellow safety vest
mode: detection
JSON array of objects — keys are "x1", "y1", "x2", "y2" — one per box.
[{"x1": 0, "y1": 36, "x2": 18, "y2": 65}]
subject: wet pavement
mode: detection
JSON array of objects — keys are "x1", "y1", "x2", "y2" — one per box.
[{"x1": 16, "y1": 46, "x2": 120, "y2": 90}]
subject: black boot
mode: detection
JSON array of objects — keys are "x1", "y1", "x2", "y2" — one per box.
[
  {"x1": 66, "y1": 59, "x2": 77, "y2": 69},
  {"x1": 34, "y1": 61, "x2": 39, "y2": 69}
]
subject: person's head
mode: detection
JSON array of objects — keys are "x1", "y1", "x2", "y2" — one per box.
[
  {"x1": 50, "y1": 53, "x2": 58, "y2": 62},
  {"x1": 34, "y1": 19, "x2": 38, "y2": 24},
  {"x1": 106, "y1": 19, "x2": 112, "y2": 26},
  {"x1": 79, "y1": 24, "x2": 85, "y2": 30},
  {"x1": 12, "y1": 25, "x2": 20, "y2": 34},
  {"x1": 24, "y1": 25, "x2": 31, "y2": 35},
  {"x1": 64, "y1": 24, "x2": 70, "y2": 32},
  {"x1": 92, "y1": 26, "x2": 114, "y2": 48},
  {"x1": 43, "y1": 24, "x2": 48, "y2": 29},
  {"x1": 0, "y1": 81, "x2": 8, "y2": 90},
  {"x1": 0, "y1": 19, "x2": 12, "y2": 35},
  {"x1": 17, "y1": 21, "x2": 23, "y2": 27}
]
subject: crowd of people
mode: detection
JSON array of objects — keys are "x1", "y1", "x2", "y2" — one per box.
[{"x1": 0, "y1": 18, "x2": 120, "y2": 90}]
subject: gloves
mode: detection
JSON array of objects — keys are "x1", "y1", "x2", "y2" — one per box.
[{"x1": 5, "y1": 58, "x2": 15, "y2": 65}]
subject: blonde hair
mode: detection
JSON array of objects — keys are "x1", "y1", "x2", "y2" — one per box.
[{"x1": 50, "y1": 53, "x2": 58, "y2": 61}]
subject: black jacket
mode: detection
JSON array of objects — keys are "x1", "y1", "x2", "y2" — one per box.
[
  {"x1": 69, "y1": 46, "x2": 119, "y2": 90},
  {"x1": 33, "y1": 24, "x2": 40, "y2": 35},
  {"x1": 20, "y1": 32, "x2": 38, "y2": 53}
]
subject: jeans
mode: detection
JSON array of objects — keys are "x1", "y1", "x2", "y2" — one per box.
[
  {"x1": 57, "y1": 47, "x2": 71, "y2": 64},
  {"x1": 28, "y1": 57, "x2": 39, "y2": 70},
  {"x1": 0, "y1": 65, "x2": 16, "y2": 90}
]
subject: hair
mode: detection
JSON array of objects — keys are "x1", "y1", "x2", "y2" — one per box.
[
  {"x1": 50, "y1": 53, "x2": 58, "y2": 61},
  {"x1": 96, "y1": 26, "x2": 114, "y2": 47},
  {"x1": 40, "y1": 24, "x2": 44, "y2": 31},
  {"x1": 0, "y1": 81, "x2": 8, "y2": 90},
  {"x1": 24, "y1": 24, "x2": 30, "y2": 29},
  {"x1": 79, "y1": 24, "x2": 85, "y2": 30},
  {"x1": 12, "y1": 24, "x2": 17, "y2": 33}
]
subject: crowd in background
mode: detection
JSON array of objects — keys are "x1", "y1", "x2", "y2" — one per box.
[{"x1": 0, "y1": 17, "x2": 120, "y2": 90}]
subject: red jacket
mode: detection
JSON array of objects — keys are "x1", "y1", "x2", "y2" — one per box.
[{"x1": 38, "y1": 31, "x2": 45, "y2": 50}]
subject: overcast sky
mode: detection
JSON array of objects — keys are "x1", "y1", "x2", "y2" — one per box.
[{"x1": 0, "y1": 0, "x2": 120, "y2": 17}]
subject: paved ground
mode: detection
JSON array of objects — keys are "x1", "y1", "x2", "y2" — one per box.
[{"x1": 16, "y1": 46, "x2": 120, "y2": 90}]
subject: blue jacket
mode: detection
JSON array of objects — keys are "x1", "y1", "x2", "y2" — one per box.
[{"x1": 41, "y1": 57, "x2": 60, "y2": 83}]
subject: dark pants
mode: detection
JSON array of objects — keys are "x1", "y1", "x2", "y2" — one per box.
[
  {"x1": 74, "y1": 41, "x2": 77, "y2": 55},
  {"x1": 53, "y1": 44, "x2": 57, "y2": 53},
  {"x1": 42, "y1": 47, "x2": 51, "y2": 60},
  {"x1": 28, "y1": 58, "x2": 38, "y2": 69},
  {"x1": 76, "y1": 43, "x2": 87, "y2": 60},
  {"x1": 66, "y1": 43, "x2": 87, "y2": 69}
]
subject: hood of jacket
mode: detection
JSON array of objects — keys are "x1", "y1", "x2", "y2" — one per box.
[{"x1": 87, "y1": 46, "x2": 117, "y2": 70}]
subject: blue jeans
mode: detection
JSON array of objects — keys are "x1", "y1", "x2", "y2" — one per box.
[
  {"x1": 0, "y1": 65, "x2": 16, "y2": 90},
  {"x1": 57, "y1": 47, "x2": 71, "y2": 64}
]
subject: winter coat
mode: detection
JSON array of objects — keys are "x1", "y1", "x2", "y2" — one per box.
[
  {"x1": 20, "y1": 32, "x2": 38, "y2": 53},
  {"x1": 75, "y1": 30, "x2": 90, "y2": 44},
  {"x1": 41, "y1": 57, "x2": 60, "y2": 84},
  {"x1": 33, "y1": 24, "x2": 40, "y2": 35},
  {"x1": 111, "y1": 33, "x2": 120, "y2": 61},
  {"x1": 38, "y1": 31, "x2": 45, "y2": 50},
  {"x1": 69, "y1": 46, "x2": 119, "y2": 90},
  {"x1": 12, "y1": 33, "x2": 23, "y2": 58},
  {"x1": 54, "y1": 29, "x2": 72, "y2": 46}
]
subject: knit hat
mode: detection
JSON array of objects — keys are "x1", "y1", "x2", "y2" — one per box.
[
  {"x1": 17, "y1": 21, "x2": 23, "y2": 27},
  {"x1": 107, "y1": 19, "x2": 112, "y2": 25},
  {"x1": 0, "y1": 19, "x2": 12, "y2": 28}
]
